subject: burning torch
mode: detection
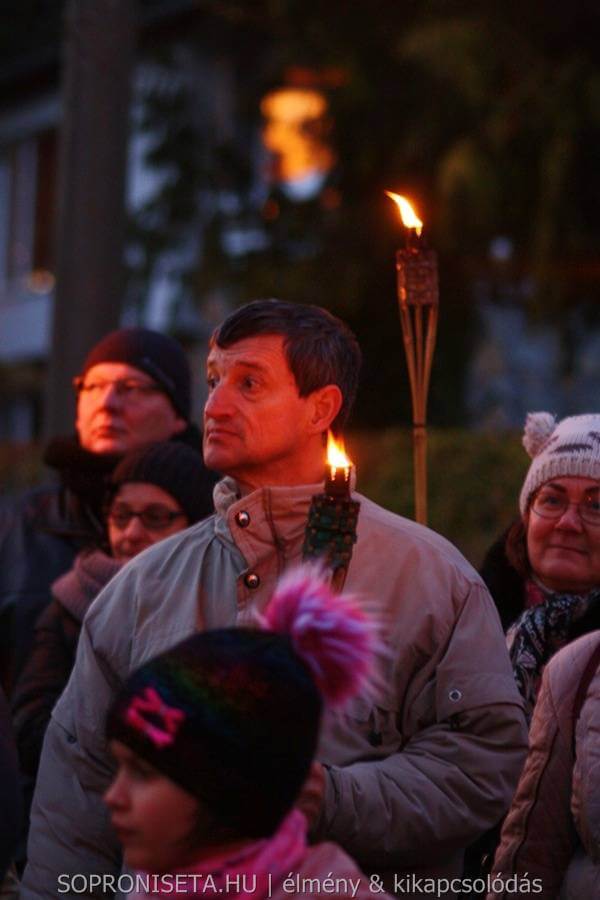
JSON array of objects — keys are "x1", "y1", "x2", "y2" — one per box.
[
  {"x1": 303, "y1": 432, "x2": 360, "y2": 591},
  {"x1": 386, "y1": 191, "x2": 439, "y2": 526}
]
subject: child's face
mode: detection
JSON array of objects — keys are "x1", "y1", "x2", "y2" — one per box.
[{"x1": 104, "y1": 740, "x2": 200, "y2": 873}]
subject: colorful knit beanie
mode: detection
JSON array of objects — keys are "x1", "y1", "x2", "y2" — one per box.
[
  {"x1": 81, "y1": 328, "x2": 191, "y2": 420},
  {"x1": 519, "y1": 412, "x2": 600, "y2": 515},
  {"x1": 110, "y1": 442, "x2": 216, "y2": 525},
  {"x1": 106, "y1": 566, "x2": 377, "y2": 838}
]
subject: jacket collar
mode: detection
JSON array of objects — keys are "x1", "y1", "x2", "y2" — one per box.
[
  {"x1": 213, "y1": 469, "x2": 358, "y2": 517},
  {"x1": 212, "y1": 477, "x2": 343, "y2": 577}
]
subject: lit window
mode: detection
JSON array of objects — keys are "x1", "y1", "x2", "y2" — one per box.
[{"x1": 260, "y1": 87, "x2": 335, "y2": 201}]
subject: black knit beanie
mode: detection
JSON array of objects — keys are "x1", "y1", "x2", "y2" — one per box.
[
  {"x1": 106, "y1": 629, "x2": 320, "y2": 839},
  {"x1": 81, "y1": 328, "x2": 191, "y2": 420},
  {"x1": 110, "y1": 442, "x2": 215, "y2": 525}
]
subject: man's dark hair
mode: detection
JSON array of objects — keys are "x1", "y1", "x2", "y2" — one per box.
[{"x1": 212, "y1": 299, "x2": 361, "y2": 433}]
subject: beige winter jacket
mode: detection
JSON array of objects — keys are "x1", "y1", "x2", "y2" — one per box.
[
  {"x1": 491, "y1": 630, "x2": 600, "y2": 899},
  {"x1": 23, "y1": 479, "x2": 527, "y2": 898}
]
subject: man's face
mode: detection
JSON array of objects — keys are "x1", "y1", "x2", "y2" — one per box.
[
  {"x1": 75, "y1": 362, "x2": 186, "y2": 455},
  {"x1": 203, "y1": 334, "x2": 319, "y2": 489}
]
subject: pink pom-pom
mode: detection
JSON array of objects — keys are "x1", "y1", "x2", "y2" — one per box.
[{"x1": 258, "y1": 565, "x2": 377, "y2": 708}]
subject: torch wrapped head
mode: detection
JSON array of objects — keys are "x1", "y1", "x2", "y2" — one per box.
[{"x1": 396, "y1": 248, "x2": 439, "y2": 309}]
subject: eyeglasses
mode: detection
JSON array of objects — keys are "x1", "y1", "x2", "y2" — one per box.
[
  {"x1": 108, "y1": 503, "x2": 186, "y2": 532},
  {"x1": 73, "y1": 377, "x2": 162, "y2": 401},
  {"x1": 531, "y1": 488, "x2": 600, "y2": 526}
]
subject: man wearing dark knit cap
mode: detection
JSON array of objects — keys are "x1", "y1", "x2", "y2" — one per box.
[{"x1": 0, "y1": 327, "x2": 209, "y2": 691}]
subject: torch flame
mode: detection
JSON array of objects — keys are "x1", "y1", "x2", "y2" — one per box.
[
  {"x1": 385, "y1": 191, "x2": 423, "y2": 236},
  {"x1": 327, "y1": 432, "x2": 352, "y2": 470}
]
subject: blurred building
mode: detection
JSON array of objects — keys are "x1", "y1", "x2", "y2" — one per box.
[{"x1": 0, "y1": 3, "x2": 340, "y2": 441}]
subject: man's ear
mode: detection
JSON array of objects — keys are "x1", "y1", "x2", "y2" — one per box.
[{"x1": 307, "y1": 385, "x2": 343, "y2": 435}]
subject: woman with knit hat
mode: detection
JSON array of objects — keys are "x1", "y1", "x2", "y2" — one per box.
[
  {"x1": 103, "y1": 566, "x2": 389, "y2": 900},
  {"x1": 489, "y1": 416, "x2": 600, "y2": 895},
  {"x1": 11, "y1": 441, "x2": 216, "y2": 849},
  {"x1": 480, "y1": 412, "x2": 600, "y2": 721},
  {"x1": 461, "y1": 413, "x2": 600, "y2": 889}
]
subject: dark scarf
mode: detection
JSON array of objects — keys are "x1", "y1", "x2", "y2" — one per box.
[
  {"x1": 507, "y1": 581, "x2": 600, "y2": 720},
  {"x1": 42, "y1": 423, "x2": 204, "y2": 543},
  {"x1": 43, "y1": 435, "x2": 121, "y2": 542}
]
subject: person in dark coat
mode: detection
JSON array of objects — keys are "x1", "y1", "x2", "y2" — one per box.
[
  {"x1": 0, "y1": 327, "x2": 204, "y2": 693},
  {"x1": 12, "y1": 441, "x2": 215, "y2": 783},
  {"x1": 11, "y1": 440, "x2": 215, "y2": 872}
]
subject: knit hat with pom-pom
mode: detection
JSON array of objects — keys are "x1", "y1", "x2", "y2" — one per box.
[
  {"x1": 519, "y1": 412, "x2": 600, "y2": 515},
  {"x1": 106, "y1": 565, "x2": 377, "y2": 839}
]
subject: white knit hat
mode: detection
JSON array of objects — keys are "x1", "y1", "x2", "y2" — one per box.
[{"x1": 519, "y1": 412, "x2": 600, "y2": 515}]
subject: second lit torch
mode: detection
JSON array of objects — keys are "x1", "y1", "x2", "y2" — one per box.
[{"x1": 386, "y1": 191, "x2": 439, "y2": 526}]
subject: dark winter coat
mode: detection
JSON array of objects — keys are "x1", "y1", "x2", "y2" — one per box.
[
  {"x1": 11, "y1": 549, "x2": 122, "y2": 780},
  {"x1": 0, "y1": 440, "x2": 119, "y2": 694},
  {"x1": 0, "y1": 427, "x2": 201, "y2": 692}
]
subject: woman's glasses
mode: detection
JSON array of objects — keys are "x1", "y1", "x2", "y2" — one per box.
[
  {"x1": 108, "y1": 503, "x2": 185, "y2": 532},
  {"x1": 531, "y1": 488, "x2": 600, "y2": 526}
]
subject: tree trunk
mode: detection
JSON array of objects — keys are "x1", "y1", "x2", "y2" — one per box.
[{"x1": 43, "y1": 0, "x2": 138, "y2": 439}]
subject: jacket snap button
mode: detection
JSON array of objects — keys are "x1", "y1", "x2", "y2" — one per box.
[
  {"x1": 244, "y1": 572, "x2": 260, "y2": 589},
  {"x1": 235, "y1": 511, "x2": 250, "y2": 528},
  {"x1": 449, "y1": 689, "x2": 462, "y2": 702}
]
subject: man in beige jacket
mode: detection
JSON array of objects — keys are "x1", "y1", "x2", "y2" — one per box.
[{"x1": 23, "y1": 300, "x2": 527, "y2": 898}]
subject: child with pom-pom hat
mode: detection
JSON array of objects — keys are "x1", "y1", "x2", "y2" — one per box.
[{"x1": 104, "y1": 566, "x2": 390, "y2": 900}]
